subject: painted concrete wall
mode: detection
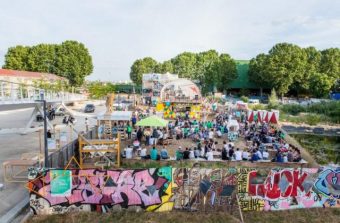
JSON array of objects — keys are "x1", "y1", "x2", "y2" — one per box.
[{"x1": 27, "y1": 166, "x2": 339, "y2": 215}]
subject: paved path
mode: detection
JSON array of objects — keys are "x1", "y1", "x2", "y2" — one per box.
[{"x1": 0, "y1": 101, "x2": 105, "y2": 218}]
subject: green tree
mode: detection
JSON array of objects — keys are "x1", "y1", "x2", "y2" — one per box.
[
  {"x1": 27, "y1": 44, "x2": 57, "y2": 73},
  {"x1": 267, "y1": 43, "x2": 307, "y2": 96},
  {"x1": 129, "y1": 57, "x2": 158, "y2": 85},
  {"x1": 195, "y1": 50, "x2": 219, "y2": 82},
  {"x1": 54, "y1": 40, "x2": 93, "y2": 86},
  {"x1": 154, "y1": 60, "x2": 174, "y2": 73},
  {"x1": 320, "y1": 48, "x2": 340, "y2": 80},
  {"x1": 171, "y1": 52, "x2": 197, "y2": 79},
  {"x1": 3, "y1": 41, "x2": 93, "y2": 86},
  {"x1": 309, "y1": 72, "x2": 335, "y2": 97},
  {"x1": 268, "y1": 88, "x2": 279, "y2": 109},
  {"x1": 3, "y1": 45, "x2": 30, "y2": 70}
]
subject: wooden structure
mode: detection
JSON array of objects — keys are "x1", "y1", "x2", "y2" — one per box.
[
  {"x1": 3, "y1": 159, "x2": 37, "y2": 182},
  {"x1": 78, "y1": 133, "x2": 121, "y2": 168}
]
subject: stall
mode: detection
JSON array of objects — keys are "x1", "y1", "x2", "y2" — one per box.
[{"x1": 97, "y1": 111, "x2": 132, "y2": 140}]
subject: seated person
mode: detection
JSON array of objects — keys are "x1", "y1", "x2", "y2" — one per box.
[
  {"x1": 250, "y1": 151, "x2": 260, "y2": 162},
  {"x1": 140, "y1": 147, "x2": 148, "y2": 159},
  {"x1": 242, "y1": 150, "x2": 250, "y2": 161},
  {"x1": 125, "y1": 145, "x2": 133, "y2": 159},
  {"x1": 160, "y1": 146, "x2": 169, "y2": 159},
  {"x1": 262, "y1": 149, "x2": 269, "y2": 160},
  {"x1": 234, "y1": 148, "x2": 242, "y2": 161},
  {"x1": 189, "y1": 148, "x2": 195, "y2": 159},
  {"x1": 206, "y1": 149, "x2": 214, "y2": 161},
  {"x1": 194, "y1": 147, "x2": 200, "y2": 158},
  {"x1": 176, "y1": 147, "x2": 184, "y2": 160},
  {"x1": 183, "y1": 148, "x2": 190, "y2": 159},
  {"x1": 133, "y1": 139, "x2": 140, "y2": 148},
  {"x1": 150, "y1": 146, "x2": 160, "y2": 160}
]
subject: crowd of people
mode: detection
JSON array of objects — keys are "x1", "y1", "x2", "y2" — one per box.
[{"x1": 121, "y1": 109, "x2": 304, "y2": 164}]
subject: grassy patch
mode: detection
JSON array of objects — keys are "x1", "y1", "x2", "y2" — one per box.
[{"x1": 28, "y1": 208, "x2": 340, "y2": 223}]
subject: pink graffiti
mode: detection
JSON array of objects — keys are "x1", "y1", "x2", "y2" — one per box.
[{"x1": 34, "y1": 169, "x2": 167, "y2": 207}]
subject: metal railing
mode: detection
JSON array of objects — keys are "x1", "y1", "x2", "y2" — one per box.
[{"x1": 0, "y1": 80, "x2": 86, "y2": 105}]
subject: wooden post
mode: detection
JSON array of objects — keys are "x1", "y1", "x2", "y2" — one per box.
[{"x1": 236, "y1": 194, "x2": 244, "y2": 223}]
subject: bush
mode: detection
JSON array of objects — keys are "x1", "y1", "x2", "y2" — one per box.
[
  {"x1": 268, "y1": 89, "x2": 279, "y2": 109},
  {"x1": 249, "y1": 103, "x2": 266, "y2": 111},
  {"x1": 280, "y1": 104, "x2": 306, "y2": 115},
  {"x1": 240, "y1": 95, "x2": 249, "y2": 103},
  {"x1": 305, "y1": 114, "x2": 321, "y2": 126}
]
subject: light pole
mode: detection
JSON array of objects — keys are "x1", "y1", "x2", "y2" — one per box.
[{"x1": 36, "y1": 90, "x2": 49, "y2": 168}]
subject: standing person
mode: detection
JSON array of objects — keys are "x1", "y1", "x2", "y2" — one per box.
[
  {"x1": 144, "y1": 128, "x2": 151, "y2": 146},
  {"x1": 85, "y1": 117, "x2": 89, "y2": 132},
  {"x1": 137, "y1": 127, "x2": 143, "y2": 142},
  {"x1": 131, "y1": 115, "x2": 137, "y2": 127},
  {"x1": 47, "y1": 130, "x2": 52, "y2": 139},
  {"x1": 234, "y1": 148, "x2": 242, "y2": 161},
  {"x1": 126, "y1": 123, "x2": 132, "y2": 139}
]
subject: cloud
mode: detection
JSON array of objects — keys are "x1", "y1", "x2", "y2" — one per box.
[{"x1": 0, "y1": 0, "x2": 339, "y2": 81}]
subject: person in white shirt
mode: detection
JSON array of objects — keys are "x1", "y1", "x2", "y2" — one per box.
[
  {"x1": 216, "y1": 130, "x2": 222, "y2": 138},
  {"x1": 242, "y1": 150, "x2": 250, "y2": 161},
  {"x1": 189, "y1": 149, "x2": 195, "y2": 159},
  {"x1": 140, "y1": 147, "x2": 147, "y2": 159},
  {"x1": 206, "y1": 150, "x2": 214, "y2": 161},
  {"x1": 125, "y1": 146, "x2": 133, "y2": 159},
  {"x1": 208, "y1": 129, "x2": 214, "y2": 140},
  {"x1": 262, "y1": 150, "x2": 269, "y2": 160},
  {"x1": 234, "y1": 148, "x2": 242, "y2": 161}
]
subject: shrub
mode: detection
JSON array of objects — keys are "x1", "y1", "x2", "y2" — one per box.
[
  {"x1": 280, "y1": 104, "x2": 306, "y2": 115},
  {"x1": 305, "y1": 114, "x2": 321, "y2": 126},
  {"x1": 240, "y1": 95, "x2": 249, "y2": 103},
  {"x1": 268, "y1": 88, "x2": 279, "y2": 109}
]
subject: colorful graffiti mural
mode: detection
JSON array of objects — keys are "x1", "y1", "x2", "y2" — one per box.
[
  {"x1": 172, "y1": 167, "x2": 237, "y2": 211},
  {"x1": 27, "y1": 167, "x2": 172, "y2": 214},
  {"x1": 28, "y1": 167, "x2": 340, "y2": 215}
]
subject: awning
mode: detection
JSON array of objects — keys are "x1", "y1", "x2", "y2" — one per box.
[{"x1": 97, "y1": 111, "x2": 132, "y2": 121}]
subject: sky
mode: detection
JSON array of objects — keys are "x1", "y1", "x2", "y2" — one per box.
[{"x1": 0, "y1": 0, "x2": 339, "y2": 81}]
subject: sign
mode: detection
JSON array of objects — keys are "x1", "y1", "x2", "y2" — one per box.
[
  {"x1": 47, "y1": 139, "x2": 57, "y2": 150},
  {"x1": 50, "y1": 170, "x2": 72, "y2": 196}
]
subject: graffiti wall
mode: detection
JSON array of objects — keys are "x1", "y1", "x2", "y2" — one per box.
[
  {"x1": 27, "y1": 167, "x2": 173, "y2": 214},
  {"x1": 28, "y1": 166, "x2": 340, "y2": 215}
]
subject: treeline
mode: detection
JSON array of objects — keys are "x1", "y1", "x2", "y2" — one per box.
[
  {"x1": 130, "y1": 43, "x2": 340, "y2": 98},
  {"x1": 129, "y1": 50, "x2": 237, "y2": 93},
  {"x1": 249, "y1": 43, "x2": 340, "y2": 97},
  {"x1": 2, "y1": 40, "x2": 93, "y2": 86}
]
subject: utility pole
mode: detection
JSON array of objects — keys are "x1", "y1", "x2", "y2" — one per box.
[{"x1": 36, "y1": 90, "x2": 49, "y2": 168}]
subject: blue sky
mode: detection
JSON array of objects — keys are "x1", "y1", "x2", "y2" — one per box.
[{"x1": 0, "y1": 0, "x2": 339, "y2": 81}]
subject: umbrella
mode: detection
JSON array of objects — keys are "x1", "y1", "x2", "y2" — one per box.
[{"x1": 136, "y1": 115, "x2": 169, "y2": 127}]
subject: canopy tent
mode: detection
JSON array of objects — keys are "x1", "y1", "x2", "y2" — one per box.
[
  {"x1": 136, "y1": 115, "x2": 169, "y2": 127},
  {"x1": 97, "y1": 111, "x2": 132, "y2": 121},
  {"x1": 269, "y1": 110, "x2": 279, "y2": 124},
  {"x1": 247, "y1": 110, "x2": 279, "y2": 124}
]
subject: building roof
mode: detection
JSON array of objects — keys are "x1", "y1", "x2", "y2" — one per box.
[{"x1": 0, "y1": 69, "x2": 67, "y2": 81}]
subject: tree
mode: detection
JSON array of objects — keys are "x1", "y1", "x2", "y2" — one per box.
[
  {"x1": 27, "y1": 44, "x2": 57, "y2": 73},
  {"x1": 268, "y1": 88, "x2": 279, "y2": 109},
  {"x1": 171, "y1": 52, "x2": 197, "y2": 79},
  {"x1": 3, "y1": 45, "x2": 30, "y2": 70},
  {"x1": 195, "y1": 50, "x2": 219, "y2": 82},
  {"x1": 54, "y1": 41, "x2": 93, "y2": 86},
  {"x1": 309, "y1": 72, "x2": 335, "y2": 97},
  {"x1": 87, "y1": 81, "x2": 116, "y2": 99},
  {"x1": 154, "y1": 60, "x2": 174, "y2": 74},
  {"x1": 320, "y1": 48, "x2": 340, "y2": 80},
  {"x1": 217, "y1": 53, "x2": 237, "y2": 91},
  {"x1": 267, "y1": 43, "x2": 307, "y2": 96},
  {"x1": 129, "y1": 57, "x2": 158, "y2": 85},
  {"x1": 3, "y1": 41, "x2": 93, "y2": 86}
]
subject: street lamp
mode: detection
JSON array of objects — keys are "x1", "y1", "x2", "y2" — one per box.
[{"x1": 35, "y1": 90, "x2": 49, "y2": 168}]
